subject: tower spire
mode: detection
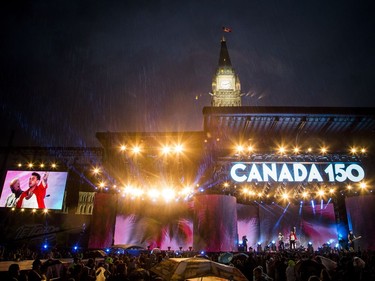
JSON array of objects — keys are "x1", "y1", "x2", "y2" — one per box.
[
  {"x1": 211, "y1": 38, "x2": 242, "y2": 107},
  {"x1": 218, "y1": 37, "x2": 232, "y2": 67}
]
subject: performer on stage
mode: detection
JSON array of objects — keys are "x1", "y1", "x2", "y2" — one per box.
[
  {"x1": 289, "y1": 228, "x2": 297, "y2": 250},
  {"x1": 278, "y1": 232, "x2": 285, "y2": 251},
  {"x1": 242, "y1": 235, "x2": 248, "y2": 252},
  {"x1": 348, "y1": 230, "x2": 359, "y2": 252}
]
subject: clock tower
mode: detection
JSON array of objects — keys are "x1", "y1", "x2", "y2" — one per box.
[{"x1": 211, "y1": 37, "x2": 241, "y2": 106}]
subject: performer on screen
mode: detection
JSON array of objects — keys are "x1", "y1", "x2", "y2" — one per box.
[
  {"x1": 278, "y1": 232, "x2": 285, "y2": 251},
  {"x1": 16, "y1": 172, "x2": 48, "y2": 209},
  {"x1": 289, "y1": 228, "x2": 297, "y2": 250},
  {"x1": 5, "y1": 178, "x2": 23, "y2": 207}
]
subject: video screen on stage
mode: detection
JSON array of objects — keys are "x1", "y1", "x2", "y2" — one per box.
[{"x1": 0, "y1": 170, "x2": 68, "y2": 210}]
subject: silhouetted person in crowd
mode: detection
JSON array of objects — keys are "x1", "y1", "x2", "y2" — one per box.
[
  {"x1": 7, "y1": 263, "x2": 20, "y2": 281},
  {"x1": 28, "y1": 259, "x2": 45, "y2": 281}
]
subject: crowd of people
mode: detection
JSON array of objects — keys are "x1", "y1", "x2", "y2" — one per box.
[{"x1": 1, "y1": 244, "x2": 375, "y2": 281}]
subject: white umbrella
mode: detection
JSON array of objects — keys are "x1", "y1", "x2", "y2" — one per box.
[
  {"x1": 316, "y1": 255, "x2": 337, "y2": 271},
  {"x1": 152, "y1": 247, "x2": 162, "y2": 254}
]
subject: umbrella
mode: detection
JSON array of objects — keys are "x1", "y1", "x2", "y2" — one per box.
[
  {"x1": 187, "y1": 276, "x2": 231, "y2": 281},
  {"x1": 295, "y1": 259, "x2": 325, "y2": 281},
  {"x1": 42, "y1": 259, "x2": 64, "y2": 280},
  {"x1": 233, "y1": 253, "x2": 249, "y2": 259},
  {"x1": 150, "y1": 257, "x2": 248, "y2": 281},
  {"x1": 152, "y1": 248, "x2": 162, "y2": 254},
  {"x1": 316, "y1": 256, "x2": 337, "y2": 271},
  {"x1": 86, "y1": 250, "x2": 107, "y2": 258},
  {"x1": 129, "y1": 268, "x2": 150, "y2": 280},
  {"x1": 195, "y1": 254, "x2": 210, "y2": 260},
  {"x1": 218, "y1": 252, "x2": 234, "y2": 264}
]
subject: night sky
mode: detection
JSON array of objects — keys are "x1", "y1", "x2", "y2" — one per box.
[{"x1": 1, "y1": 0, "x2": 374, "y2": 147}]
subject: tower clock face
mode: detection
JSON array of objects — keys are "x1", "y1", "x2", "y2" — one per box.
[{"x1": 220, "y1": 79, "x2": 232, "y2": 89}]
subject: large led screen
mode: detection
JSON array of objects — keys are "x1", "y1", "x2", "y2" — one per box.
[{"x1": 0, "y1": 170, "x2": 68, "y2": 210}]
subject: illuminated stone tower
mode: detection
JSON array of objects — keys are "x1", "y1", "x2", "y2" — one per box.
[{"x1": 211, "y1": 37, "x2": 241, "y2": 106}]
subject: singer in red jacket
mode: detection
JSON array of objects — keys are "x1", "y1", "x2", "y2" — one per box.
[{"x1": 16, "y1": 172, "x2": 48, "y2": 209}]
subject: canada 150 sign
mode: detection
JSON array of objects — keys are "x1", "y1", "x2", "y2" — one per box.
[{"x1": 230, "y1": 162, "x2": 365, "y2": 183}]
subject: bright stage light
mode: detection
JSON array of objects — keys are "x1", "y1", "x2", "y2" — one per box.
[
  {"x1": 320, "y1": 147, "x2": 327, "y2": 154},
  {"x1": 162, "y1": 145, "x2": 171, "y2": 154},
  {"x1": 28, "y1": 163, "x2": 34, "y2": 168},
  {"x1": 236, "y1": 145, "x2": 244, "y2": 153},
  {"x1": 361, "y1": 148, "x2": 366, "y2": 153},
  {"x1": 359, "y1": 182, "x2": 367, "y2": 189},
  {"x1": 278, "y1": 146, "x2": 286, "y2": 154},
  {"x1": 51, "y1": 163, "x2": 57, "y2": 169},
  {"x1": 281, "y1": 193, "x2": 289, "y2": 200},
  {"x1": 317, "y1": 190, "x2": 325, "y2": 197},
  {"x1": 148, "y1": 189, "x2": 160, "y2": 199},
  {"x1": 241, "y1": 187, "x2": 249, "y2": 194},
  {"x1": 120, "y1": 145, "x2": 127, "y2": 151},
  {"x1": 174, "y1": 144, "x2": 184, "y2": 153},
  {"x1": 132, "y1": 146, "x2": 141, "y2": 154},
  {"x1": 302, "y1": 191, "x2": 309, "y2": 198},
  {"x1": 123, "y1": 185, "x2": 144, "y2": 198},
  {"x1": 293, "y1": 147, "x2": 300, "y2": 153},
  {"x1": 162, "y1": 188, "x2": 176, "y2": 202},
  {"x1": 92, "y1": 167, "x2": 101, "y2": 175},
  {"x1": 247, "y1": 145, "x2": 254, "y2": 152},
  {"x1": 17, "y1": 163, "x2": 22, "y2": 167},
  {"x1": 40, "y1": 163, "x2": 45, "y2": 168},
  {"x1": 180, "y1": 186, "x2": 193, "y2": 196}
]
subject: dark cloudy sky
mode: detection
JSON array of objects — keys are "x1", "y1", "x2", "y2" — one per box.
[{"x1": 1, "y1": 0, "x2": 374, "y2": 147}]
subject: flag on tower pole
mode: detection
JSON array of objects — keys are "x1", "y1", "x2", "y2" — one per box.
[{"x1": 222, "y1": 26, "x2": 232, "y2": 33}]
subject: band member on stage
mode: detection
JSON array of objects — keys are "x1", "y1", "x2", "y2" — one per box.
[
  {"x1": 242, "y1": 235, "x2": 248, "y2": 252},
  {"x1": 289, "y1": 228, "x2": 297, "y2": 250},
  {"x1": 278, "y1": 232, "x2": 285, "y2": 251},
  {"x1": 348, "y1": 230, "x2": 358, "y2": 251}
]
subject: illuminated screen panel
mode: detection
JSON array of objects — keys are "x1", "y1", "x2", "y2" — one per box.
[
  {"x1": 114, "y1": 199, "x2": 193, "y2": 249},
  {"x1": 0, "y1": 170, "x2": 68, "y2": 210}
]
